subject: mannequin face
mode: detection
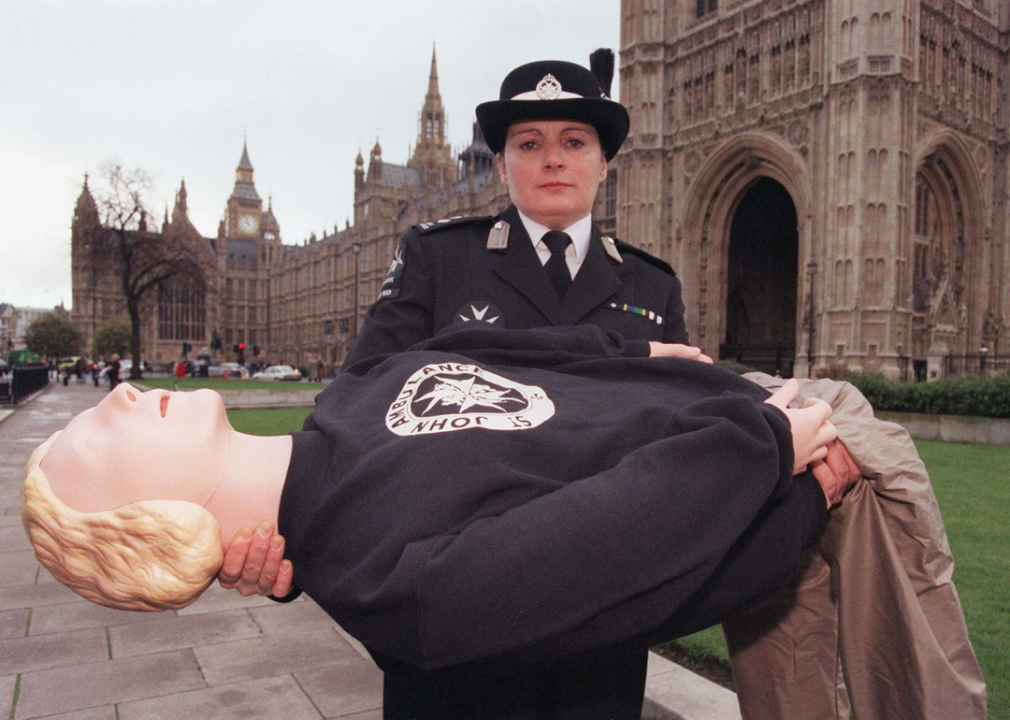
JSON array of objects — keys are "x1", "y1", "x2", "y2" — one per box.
[{"x1": 41, "y1": 383, "x2": 233, "y2": 513}]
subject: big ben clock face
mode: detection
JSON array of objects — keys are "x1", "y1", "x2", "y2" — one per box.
[{"x1": 238, "y1": 214, "x2": 260, "y2": 234}]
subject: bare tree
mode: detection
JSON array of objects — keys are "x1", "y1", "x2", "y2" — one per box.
[{"x1": 88, "y1": 163, "x2": 206, "y2": 380}]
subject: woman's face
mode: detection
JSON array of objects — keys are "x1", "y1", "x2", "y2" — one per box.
[
  {"x1": 41, "y1": 383, "x2": 233, "y2": 513},
  {"x1": 496, "y1": 119, "x2": 608, "y2": 230}
]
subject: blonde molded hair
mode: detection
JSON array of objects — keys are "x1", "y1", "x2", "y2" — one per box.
[{"x1": 21, "y1": 433, "x2": 223, "y2": 612}]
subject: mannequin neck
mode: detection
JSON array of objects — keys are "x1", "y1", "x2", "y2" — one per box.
[{"x1": 203, "y1": 431, "x2": 293, "y2": 546}]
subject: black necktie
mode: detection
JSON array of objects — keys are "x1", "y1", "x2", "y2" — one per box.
[{"x1": 542, "y1": 231, "x2": 573, "y2": 301}]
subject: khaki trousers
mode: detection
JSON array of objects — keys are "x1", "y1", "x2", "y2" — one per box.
[{"x1": 724, "y1": 375, "x2": 987, "y2": 720}]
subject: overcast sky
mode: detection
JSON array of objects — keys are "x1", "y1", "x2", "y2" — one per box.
[{"x1": 0, "y1": 0, "x2": 622, "y2": 309}]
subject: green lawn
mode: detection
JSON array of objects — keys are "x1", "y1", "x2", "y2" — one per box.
[
  {"x1": 661, "y1": 439, "x2": 1010, "y2": 719},
  {"x1": 226, "y1": 407, "x2": 313, "y2": 436},
  {"x1": 139, "y1": 377, "x2": 317, "y2": 391}
]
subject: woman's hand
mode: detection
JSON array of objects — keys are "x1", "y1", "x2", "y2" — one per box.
[
  {"x1": 219, "y1": 522, "x2": 294, "y2": 598},
  {"x1": 763, "y1": 379, "x2": 837, "y2": 476},
  {"x1": 648, "y1": 342, "x2": 713, "y2": 363}
]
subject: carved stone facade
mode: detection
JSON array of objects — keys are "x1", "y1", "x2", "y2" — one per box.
[{"x1": 618, "y1": 0, "x2": 1009, "y2": 377}]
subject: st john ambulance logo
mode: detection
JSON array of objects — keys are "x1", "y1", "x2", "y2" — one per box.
[
  {"x1": 386, "y1": 363, "x2": 555, "y2": 436},
  {"x1": 377, "y1": 243, "x2": 406, "y2": 301}
]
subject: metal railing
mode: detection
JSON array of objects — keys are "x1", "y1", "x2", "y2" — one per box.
[
  {"x1": 945, "y1": 353, "x2": 1010, "y2": 377},
  {"x1": 2, "y1": 366, "x2": 50, "y2": 404}
]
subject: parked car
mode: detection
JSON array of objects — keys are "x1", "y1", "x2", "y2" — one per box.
[
  {"x1": 220, "y1": 362, "x2": 249, "y2": 379},
  {"x1": 251, "y1": 365, "x2": 301, "y2": 381}
]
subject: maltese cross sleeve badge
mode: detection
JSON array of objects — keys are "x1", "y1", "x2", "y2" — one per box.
[{"x1": 453, "y1": 302, "x2": 504, "y2": 327}]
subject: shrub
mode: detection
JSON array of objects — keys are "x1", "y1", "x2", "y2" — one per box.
[{"x1": 841, "y1": 372, "x2": 1010, "y2": 418}]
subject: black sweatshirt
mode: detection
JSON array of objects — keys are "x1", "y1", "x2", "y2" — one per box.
[{"x1": 279, "y1": 325, "x2": 826, "y2": 675}]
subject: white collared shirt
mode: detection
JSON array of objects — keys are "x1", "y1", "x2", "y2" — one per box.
[{"x1": 517, "y1": 210, "x2": 593, "y2": 280}]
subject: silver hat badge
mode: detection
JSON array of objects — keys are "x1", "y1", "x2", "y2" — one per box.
[{"x1": 535, "y1": 74, "x2": 562, "y2": 100}]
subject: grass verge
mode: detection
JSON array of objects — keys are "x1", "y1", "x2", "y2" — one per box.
[
  {"x1": 138, "y1": 377, "x2": 319, "y2": 391},
  {"x1": 226, "y1": 407, "x2": 314, "y2": 436}
]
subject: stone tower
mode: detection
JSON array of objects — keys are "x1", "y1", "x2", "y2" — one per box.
[
  {"x1": 69, "y1": 174, "x2": 109, "y2": 350},
  {"x1": 408, "y1": 46, "x2": 458, "y2": 191},
  {"x1": 224, "y1": 140, "x2": 266, "y2": 240},
  {"x1": 618, "y1": 0, "x2": 1009, "y2": 378}
]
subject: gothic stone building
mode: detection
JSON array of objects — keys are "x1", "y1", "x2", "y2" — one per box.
[
  {"x1": 618, "y1": 0, "x2": 1009, "y2": 378},
  {"x1": 69, "y1": 49, "x2": 617, "y2": 370},
  {"x1": 73, "y1": 4, "x2": 1007, "y2": 378},
  {"x1": 70, "y1": 145, "x2": 283, "y2": 367}
]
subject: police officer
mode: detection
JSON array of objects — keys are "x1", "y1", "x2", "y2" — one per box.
[
  {"x1": 346, "y1": 51, "x2": 701, "y2": 720},
  {"x1": 344, "y1": 50, "x2": 694, "y2": 371}
]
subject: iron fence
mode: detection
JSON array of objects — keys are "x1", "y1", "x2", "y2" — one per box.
[
  {"x1": 4, "y1": 365, "x2": 50, "y2": 404},
  {"x1": 945, "y1": 353, "x2": 1010, "y2": 377}
]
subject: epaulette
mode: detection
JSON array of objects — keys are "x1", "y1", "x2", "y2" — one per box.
[
  {"x1": 612, "y1": 238, "x2": 677, "y2": 276},
  {"x1": 413, "y1": 215, "x2": 491, "y2": 234}
]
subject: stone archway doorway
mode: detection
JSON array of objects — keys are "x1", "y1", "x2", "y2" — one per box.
[{"x1": 720, "y1": 177, "x2": 799, "y2": 376}]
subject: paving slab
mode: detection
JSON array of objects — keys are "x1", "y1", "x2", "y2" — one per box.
[
  {"x1": 0, "y1": 524, "x2": 33, "y2": 553},
  {"x1": 0, "y1": 581, "x2": 85, "y2": 613},
  {"x1": 175, "y1": 582, "x2": 279, "y2": 616},
  {"x1": 1, "y1": 674, "x2": 16, "y2": 718},
  {"x1": 248, "y1": 596, "x2": 336, "y2": 635},
  {"x1": 111, "y1": 608, "x2": 262, "y2": 658},
  {"x1": 643, "y1": 653, "x2": 741, "y2": 720},
  {"x1": 334, "y1": 710, "x2": 383, "y2": 720},
  {"x1": 295, "y1": 660, "x2": 384, "y2": 718},
  {"x1": 1, "y1": 550, "x2": 41, "y2": 586},
  {"x1": 0, "y1": 626, "x2": 109, "y2": 675},
  {"x1": 117, "y1": 675, "x2": 323, "y2": 720},
  {"x1": 29, "y1": 601, "x2": 159, "y2": 636},
  {"x1": 29, "y1": 706, "x2": 116, "y2": 720},
  {"x1": 14, "y1": 649, "x2": 205, "y2": 719},
  {"x1": 0, "y1": 607, "x2": 29, "y2": 639},
  {"x1": 195, "y1": 629, "x2": 362, "y2": 686}
]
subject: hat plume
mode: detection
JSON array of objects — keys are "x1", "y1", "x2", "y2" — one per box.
[{"x1": 589, "y1": 48, "x2": 615, "y2": 97}]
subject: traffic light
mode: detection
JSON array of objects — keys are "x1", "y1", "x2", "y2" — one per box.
[
  {"x1": 253, "y1": 345, "x2": 260, "y2": 356},
  {"x1": 237, "y1": 342, "x2": 245, "y2": 352}
]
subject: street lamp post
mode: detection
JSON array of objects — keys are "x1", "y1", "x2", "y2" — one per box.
[
  {"x1": 806, "y1": 261, "x2": 818, "y2": 371},
  {"x1": 351, "y1": 242, "x2": 363, "y2": 341}
]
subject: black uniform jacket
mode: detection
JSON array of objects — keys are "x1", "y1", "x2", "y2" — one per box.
[
  {"x1": 281, "y1": 325, "x2": 827, "y2": 676},
  {"x1": 343, "y1": 205, "x2": 689, "y2": 368}
]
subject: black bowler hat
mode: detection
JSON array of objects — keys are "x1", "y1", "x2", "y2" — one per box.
[{"x1": 476, "y1": 49, "x2": 629, "y2": 161}]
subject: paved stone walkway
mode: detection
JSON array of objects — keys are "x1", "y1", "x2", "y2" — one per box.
[{"x1": 1, "y1": 382, "x2": 738, "y2": 720}]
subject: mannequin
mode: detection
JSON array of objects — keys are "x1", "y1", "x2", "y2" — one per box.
[{"x1": 24, "y1": 325, "x2": 848, "y2": 669}]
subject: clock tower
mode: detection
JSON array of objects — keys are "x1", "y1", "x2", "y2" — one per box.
[{"x1": 224, "y1": 140, "x2": 263, "y2": 238}]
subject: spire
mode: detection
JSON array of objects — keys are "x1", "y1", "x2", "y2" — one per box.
[
  {"x1": 173, "y1": 179, "x2": 188, "y2": 221},
  {"x1": 409, "y1": 43, "x2": 455, "y2": 189},
  {"x1": 234, "y1": 138, "x2": 258, "y2": 190},
  {"x1": 238, "y1": 138, "x2": 254, "y2": 171},
  {"x1": 427, "y1": 43, "x2": 440, "y2": 100},
  {"x1": 73, "y1": 172, "x2": 99, "y2": 232}
]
